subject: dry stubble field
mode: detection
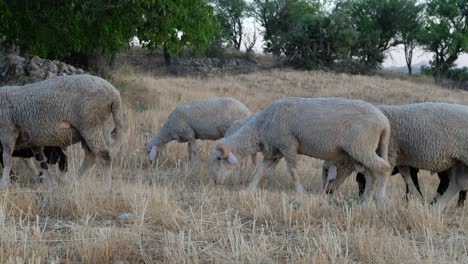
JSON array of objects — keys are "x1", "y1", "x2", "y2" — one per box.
[{"x1": 2, "y1": 69, "x2": 468, "y2": 263}]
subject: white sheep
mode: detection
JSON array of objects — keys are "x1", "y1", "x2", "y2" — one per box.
[
  {"x1": 209, "y1": 97, "x2": 392, "y2": 203},
  {"x1": 0, "y1": 74, "x2": 124, "y2": 190},
  {"x1": 145, "y1": 97, "x2": 251, "y2": 162},
  {"x1": 322, "y1": 102, "x2": 468, "y2": 210}
]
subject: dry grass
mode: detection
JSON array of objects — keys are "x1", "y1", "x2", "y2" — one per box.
[{"x1": 2, "y1": 69, "x2": 468, "y2": 263}]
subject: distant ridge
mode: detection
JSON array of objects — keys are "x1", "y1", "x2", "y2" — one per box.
[{"x1": 384, "y1": 61, "x2": 428, "y2": 75}]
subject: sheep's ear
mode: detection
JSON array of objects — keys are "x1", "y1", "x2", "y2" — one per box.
[
  {"x1": 217, "y1": 145, "x2": 230, "y2": 158},
  {"x1": 327, "y1": 165, "x2": 337, "y2": 181},
  {"x1": 149, "y1": 145, "x2": 158, "y2": 161},
  {"x1": 227, "y1": 152, "x2": 238, "y2": 164},
  {"x1": 213, "y1": 148, "x2": 223, "y2": 159}
]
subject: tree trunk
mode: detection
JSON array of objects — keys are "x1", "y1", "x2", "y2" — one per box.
[
  {"x1": 404, "y1": 43, "x2": 414, "y2": 76},
  {"x1": 108, "y1": 53, "x2": 117, "y2": 70},
  {"x1": 163, "y1": 45, "x2": 172, "y2": 67}
]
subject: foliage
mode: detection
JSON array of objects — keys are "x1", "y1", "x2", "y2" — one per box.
[
  {"x1": 137, "y1": 0, "x2": 218, "y2": 55},
  {"x1": 418, "y1": 0, "x2": 468, "y2": 82},
  {"x1": 0, "y1": 0, "x2": 218, "y2": 69},
  {"x1": 346, "y1": 0, "x2": 413, "y2": 69},
  {"x1": 211, "y1": 0, "x2": 248, "y2": 50},
  {"x1": 251, "y1": 0, "x2": 321, "y2": 56},
  {"x1": 422, "y1": 65, "x2": 468, "y2": 87},
  {"x1": 250, "y1": 0, "x2": 421, "y2": 71},
  {"x1": 395, "y1": 0, "x2": 423, "y2": 75}
]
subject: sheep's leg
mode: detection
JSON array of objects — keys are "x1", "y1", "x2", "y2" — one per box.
[
  {"x1": 187, "y1": 143, "x2": 193, "y2": 161},
  {"x1": 188, "y1": 139, "x2": 201, "y2": 164},
  {"x1": 0, "y1": 132, "x2": 18, "y2": 189},
  {"x1": 355, "y1": 172, "x2": 366, "y2": 196},
  {"x1": 250, "y1": 154, "x2": 257, "y2": 166},
  {"x1": 75, "y1": 142, "x2": 96, "y2": 181},
  {"x1": 32, "y1": 147, "x2": 57, "y2": 188},
  {"x1": 246, "y1": 159, "x2": 276, "y2": 192},
  {"x1": 287, "y1": 162, "x2": 305, "y2": 198},
  {"x1": 80, "y1": 129, "x2": 112, "y2": 191},
  {"x1": 361, "y1": 172, "x2": 375, "y2": 205},
  {"x1": 432, "y1": 171, "x2": 460, "y2": 212},
  {"x1": 409, "y1": 167, "x2": 423, "y2": 196},
  {"x1": 282, "y1": 149, "x2": 304, "y2": 197},
  {"x1": 374, "y1": 170, "x2": 391, "y2": 205},
  {"x1": 22, "y1": 158, "x2": 39, "y2": 177},
  {"x1": 431, "y1": 170, "x2": 450, "y2": 204},
  {"x1": 457, "y1": 191, "x2": 467, "y2": 207},
  {"x1": 399, "y1": 166, "x2": 423, "y2": 201},
  {"x1": 349, "y1": 150, "x2": 391, "y2": 205}
]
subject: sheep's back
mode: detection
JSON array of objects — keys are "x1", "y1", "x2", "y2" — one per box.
[
  {"x1": 1, "y1": 75, "x2": 118, "y2": 147},
  {"x1": 379, "y1": 103, "x2": 468, "y2": 172},
  {"x1": 255, "y1": 97, "x2": 387, "y2": 160},
  {"x1": 176, "y1": 98, "x2": 250, "y2": 140}
]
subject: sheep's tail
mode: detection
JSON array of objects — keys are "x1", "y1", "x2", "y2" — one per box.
[
  {"x1": 111, "y1": 93, "x2": 125, "y2": 147},
  {"x1": 378, "y1": 125, "x2": 390, "y2": 163}
]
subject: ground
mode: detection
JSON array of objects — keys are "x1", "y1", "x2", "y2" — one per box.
[{"x1": 1, "y1": 69, "x2": 468, "y2": 263}]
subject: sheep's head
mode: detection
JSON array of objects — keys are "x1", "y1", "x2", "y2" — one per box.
[
  {"x1": 209, "y1": 145, "x2": 239, "y2": 185},
  {"x1": 146, "y1": 142, "x2": 166, "y2": 161},
  {"x1": 321, "y1": 160, "x2": 355, "y2": 194}
]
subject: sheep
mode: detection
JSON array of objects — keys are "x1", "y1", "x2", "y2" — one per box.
[
  {"x1": 0, "y1": 74, "x2": 124, "y2": 190},
  {"x1": 321, "y1": 102, "x2": 468, "y2": 210},
  {"x1": 145, "y1": 98, "x2": 251, "y2": 162},
  {"x1": 209, "y1": 97, "x2": 392, "y2": 203},
  {"x1": 224, "y1": 115, "x2": 258, "y2": 166}
]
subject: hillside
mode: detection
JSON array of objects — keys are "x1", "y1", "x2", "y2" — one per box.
[{"x1": 1, "y1": 69, "x2": 468, "y2": 263}]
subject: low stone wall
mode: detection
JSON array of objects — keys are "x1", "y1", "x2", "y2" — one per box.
[{"x1": 0, "y1": 53, "x2": 85, "y2": 85}]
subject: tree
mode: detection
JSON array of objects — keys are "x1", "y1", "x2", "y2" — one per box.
[
  {"x1": 212, "y1": 0, "x2": 248, "y2": 50},
  {"x1": 418, "y1": 0, "x2": 468, "y2": 82},
  {"x1": 348, "y1": 0, "x2": 408, "y2": 69},
  {"x1": 395, "y1": 0, "x2": 423, "y2": 75},
  {"x1": 0, "y1": 0, "x2": 218, "y2": 70},
  {"x1": 137, "y1": 0, "x2": 218, "y2": 66},
  {"x1": 251, "y1": 0, "x2": 320, "y2": 56}
]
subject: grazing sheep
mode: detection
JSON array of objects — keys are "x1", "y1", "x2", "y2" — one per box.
[
  {"x1": 0, "y1": 74, "x2": 124, "y2": 190},
  {"x1": 146, "y1": 98, "x2": 251, "y2": 162},
  {"x1": 225, "y1": 115, "x2": 258, "y2": 165},
  {"x1": 322, "y1": 102, "x2": 468, "y2": 210},
  {"x1": 209, "y1": 97, "x2": 392, "y2": 203}
]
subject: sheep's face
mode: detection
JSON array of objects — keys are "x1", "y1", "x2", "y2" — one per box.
[
  {"x1": 146, "y1": 143, "x2": 165, "y2": 161},
  {"x1": 321, "y1": 160, "x2": 354, "y2": 194},
  {"x1": 209, "y1": 147, "x2": 239, "y2": 185}
]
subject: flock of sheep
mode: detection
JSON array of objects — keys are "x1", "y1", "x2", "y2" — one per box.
[{"x1": 1, "y1": 74, "x2": 467, "y2": 212}]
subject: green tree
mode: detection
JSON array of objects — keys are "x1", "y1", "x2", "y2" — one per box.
[
  {"x1": 137, "y1": 0, "x2": 218, "y2": 66},
  {"x1": 251, "y1": 0, "x2": 320, "y2": 56},
  {"x1": 211, "y1": 0, "x2": 248, "y2": 50},
  {"x1": 395, "y1": 0, "x2": 423, "y2": 75},
  {"x1": 418, "y1": 0, "x2": 468, "y2": 82},
  {"x1": 0, "y1": 0, "x2": 218, "y2": 70},
  {"x1": 348, "y1": 0, "x2": 408, "y2": 69}
]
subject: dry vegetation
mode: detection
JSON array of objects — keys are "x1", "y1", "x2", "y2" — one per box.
[{"x1": 2, "y1": 68, "x2": 468, "y2": 263}]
